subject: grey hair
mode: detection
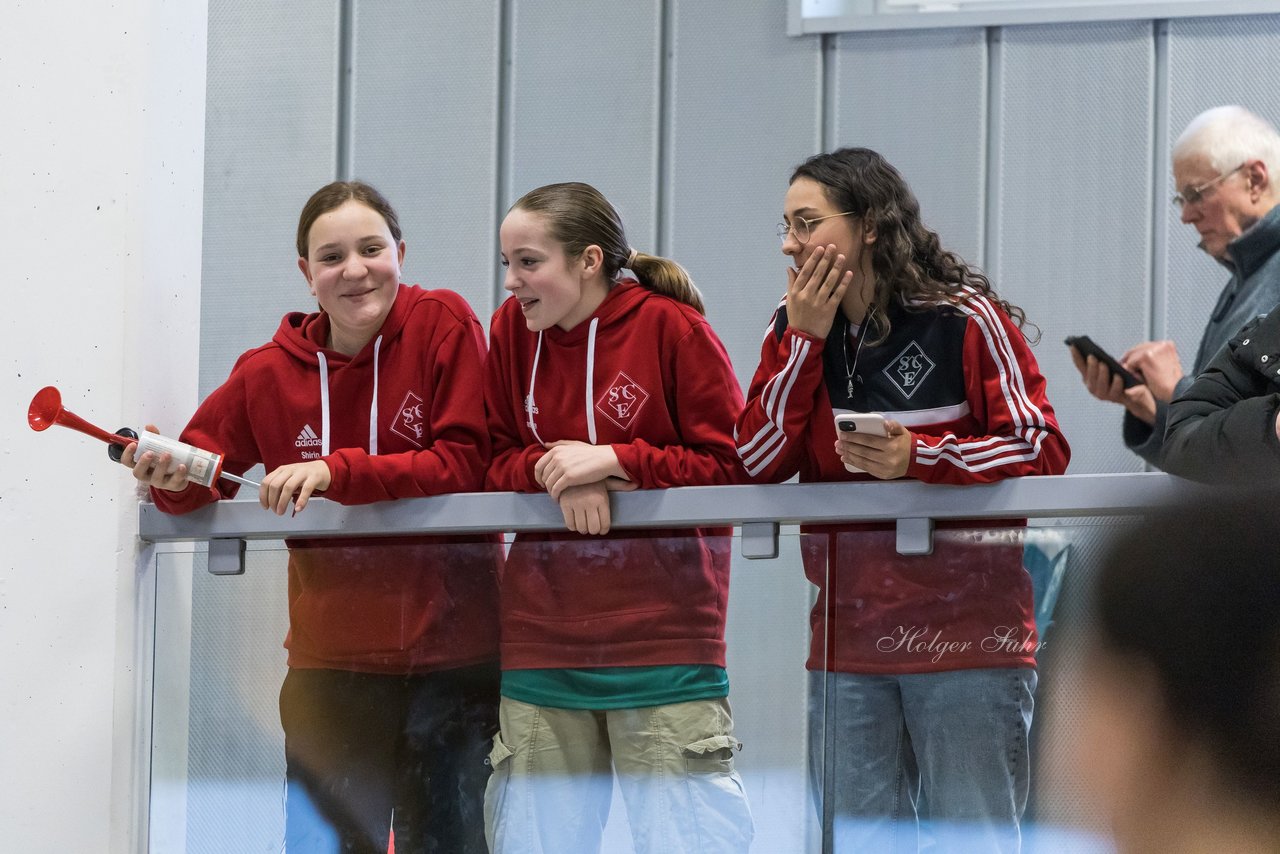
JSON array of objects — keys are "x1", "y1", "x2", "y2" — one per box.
[{"x1": 1173, "y1": 105, "x2": 1280, "y2": 189}]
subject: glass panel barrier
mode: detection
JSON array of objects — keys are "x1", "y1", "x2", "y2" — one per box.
[
  {"x1": 151, "y1": 532, "x2": 819, "y2": 853},
  {"x1": 151, "y1": 519, "x2": 1132, "y2": 852},
  {"x1": 813, "y1": 520, "x2": 1127, "y2": 854}
]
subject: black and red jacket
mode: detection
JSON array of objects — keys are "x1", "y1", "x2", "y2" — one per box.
[{"x1": 736, "y1": 290, "x2": 1070, "y2": 674}]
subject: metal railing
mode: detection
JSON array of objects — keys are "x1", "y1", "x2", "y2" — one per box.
[{"x1": 137, "y1": 472, "x2": 1208, "y2": 573}]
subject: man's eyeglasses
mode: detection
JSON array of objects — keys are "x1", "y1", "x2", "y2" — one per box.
[
  {"x1": 1172, "y1": 163, "x2": 1247, "y2": 209},
  {"x1": 777, "y1": 211, "x2": 857, "y2": 244}
]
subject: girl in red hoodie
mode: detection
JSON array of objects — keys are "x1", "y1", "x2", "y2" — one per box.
[
  {"x1": 482, "y1": 182, "x2": 754, "y2": 854},
  {"x1": 124, "y1": 181, "x2": 499, "y2": 853}
]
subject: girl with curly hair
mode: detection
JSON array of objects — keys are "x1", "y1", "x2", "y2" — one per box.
[{"x1": 736, "y1": 148, "x2": 1070, "y2": 852}]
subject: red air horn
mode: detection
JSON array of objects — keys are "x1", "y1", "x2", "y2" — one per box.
[
  {"x1": 28, "y1": 385, "x2": 137, "y2": 453},
  {"x1": 27, "y1": 385, "x2": 259, "y2": 489}
]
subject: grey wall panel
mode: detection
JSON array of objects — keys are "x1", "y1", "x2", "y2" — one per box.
[
  {"x1": 192, "y1": 5, "x2": 339, "y2": 849},
  {"x1": 506, "y1": 0, "x2": 660, "y2": 250},
  {"x1": 200, "y1": 0, "x2": 341, "y2": 397},
  {"x1": 349, "y1": 1, "x2": 502, "y2": 319},
  {"x1": 996, "y1": 21, "x2": 1153, "y2": 475},
  {"x1": 666, "y1": 0, "x2": 822, "y2": 391},
  {"x1": 1163, "y1": 15, "x2": 1280, "y2": 365},
  {"x1": 831, "y1": 28, "x2": 987, "y2": 267}
]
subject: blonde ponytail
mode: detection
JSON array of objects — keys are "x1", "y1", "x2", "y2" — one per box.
[
  {"x1": 628, "y1": 250, "x2": 705, "y2": 315},
  {"x1": 511, "y1": 182, "x2": 706, "y2": 315}
]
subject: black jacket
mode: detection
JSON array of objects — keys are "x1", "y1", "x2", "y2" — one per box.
[
  {"x1": 1164, "y1": 305, "x2": 1280, "y2": 483},
  {"x1": 1126, "y1": 204, "x2": 1280, "y2": 469}
]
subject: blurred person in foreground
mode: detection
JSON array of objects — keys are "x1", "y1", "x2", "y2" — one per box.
[{"x1": 1076, "y1": 492, "x2": 1280, "y2": 853}]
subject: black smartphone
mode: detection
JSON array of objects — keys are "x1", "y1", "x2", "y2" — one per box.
[{"x1": 1065, "y1": 335, "x2": 1142, "y2": 389}]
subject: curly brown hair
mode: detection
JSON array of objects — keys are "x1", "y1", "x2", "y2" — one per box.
[{"x1": 791, "y1": 148, "x2": 1036, "y2": 344}]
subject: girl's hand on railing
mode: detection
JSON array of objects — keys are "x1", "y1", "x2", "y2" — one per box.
[
  {"x1": 555, "y1": 482, "x2": 612, "y2": 535},
  {"x1": 534, "y1": 440, "x2": 627, "y2": 500},
  {"x1": 260, "y1": 460, "x2": 331, "y2": 516}
]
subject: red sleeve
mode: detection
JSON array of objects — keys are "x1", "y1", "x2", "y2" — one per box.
[
  {"x1": 734, "y1": 307, "x2": 828, "y2": 483},
  {"x1": 483, "y1": 313, "x2": 546, "y2": 492},
  {"x1": 906, "y1": 297, "x2": 1071, "y2": 484},
  {"x1": 611, "y1": 320, "x2": 748, "y2": 487},
  {"x1": 324, "y1": 312, "x2": 492, "y2": 501},
  {"x1": 150, "y1": 359, "x2": 262, "y2": 514}
]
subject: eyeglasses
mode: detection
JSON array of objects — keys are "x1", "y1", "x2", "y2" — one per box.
[
  {"x1": 1172, "y1": 163, "x2": 1246, "y2": 209},
  {"x1": 777, "y1": 211, "x2": 857, "y2": 244}
]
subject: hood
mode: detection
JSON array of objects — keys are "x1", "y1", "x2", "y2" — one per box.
[
  {"x1": 524, "y1": 279, "x2": 653, "y2": 446},
  {"x1": 268, "y1": 283, "x2": 417, "y2": 456},
  {"x1": 539, "y1": 278, "x2": 651, "y2": 346},
  {"x1": 272, "y1": 282, "x2": 415, "y2": 368}
]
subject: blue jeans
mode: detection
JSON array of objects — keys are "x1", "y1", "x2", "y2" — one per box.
[{"x1": 807, "y1": 668, "x2": 1036, "y2": 854}]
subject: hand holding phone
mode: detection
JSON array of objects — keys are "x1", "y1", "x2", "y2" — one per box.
[
  {"x1": 834, "y1": 412, "x2": 888, "y2": 474},
  {"x1": 1065, "y1": 335, "x2": 1142, "y2": 389}
]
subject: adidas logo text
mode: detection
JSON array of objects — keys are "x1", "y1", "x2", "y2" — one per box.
[{"x1": 295, "y1": 424, "x2": 322, "y2": 448}]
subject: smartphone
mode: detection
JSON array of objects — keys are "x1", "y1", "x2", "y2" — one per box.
[
  {"x1": 834, "y1": 412, "x2": 888, "y2": 474},
  {"x1": 1065, "y1": 335, "x2": 1142, "y2": 389}
]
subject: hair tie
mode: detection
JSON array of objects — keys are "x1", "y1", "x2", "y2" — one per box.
[{"x1": 627, "y1": 248, "x2": 638, "y2": 268}]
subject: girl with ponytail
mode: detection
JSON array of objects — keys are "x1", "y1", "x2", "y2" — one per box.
[{"x1": 481, "y1": 181, "x2": 754, "y2": 853}]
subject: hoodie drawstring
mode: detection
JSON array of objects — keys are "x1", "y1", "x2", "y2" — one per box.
[
  {"x1": 585, "y1": 317, "x2": 599, "y2": 445},
  {"x1": 316, "y1": 334, "x2": 383, "y2": 458},
  {"x1": 527, "y1": 318, "x2": 601, "y2": 447},
  {"x1": 527, "y1": 331, "x2": 546, "y2": 446},
  {"x1": 369, "y1": 335, "x2": 382, "y2": 455},
  {"x1": 317, "y1": 352, "x2": 331, "y2": 457}
]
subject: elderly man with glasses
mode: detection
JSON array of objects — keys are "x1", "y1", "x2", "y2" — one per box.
[{"x1": 1071, "y1": 105, "x2": 1280, "y2": 469}]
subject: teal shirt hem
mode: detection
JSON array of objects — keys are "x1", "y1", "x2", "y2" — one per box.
[{"x1": 501, "y1": 665, "x2": 729, "y2": 711}]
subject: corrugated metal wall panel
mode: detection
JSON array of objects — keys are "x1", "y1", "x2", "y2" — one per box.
[
  {"x1": 349, "y1": 0, "x2": 502, "y2": 318},
  {"x1": 505, "y1": 0, "x2": 661, "y2": 249},
  {"x1": 996, "y1": 21, "x2": 1154, "y2": 475},
  {"x1": 831, "y1": 27, "x2": 987, "y2": 266},
  {"x1": 199, "y1": 1, "x2": 341, "y2": 398}
]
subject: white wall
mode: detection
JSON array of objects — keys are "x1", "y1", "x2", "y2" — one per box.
[{"x1": 0, "y1": 1, "x2": 207, "y2": 851}]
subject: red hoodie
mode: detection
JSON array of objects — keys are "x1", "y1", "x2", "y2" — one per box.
[
  {"x1": 485, "y1": 280, "x2": 746, "y2": 670},
  {"x1": 736, "y1": 292, "x2": 1071, "y2": 675},
  {"x1": 152, "y1": 284, "x2": 500, "y2": 674}
]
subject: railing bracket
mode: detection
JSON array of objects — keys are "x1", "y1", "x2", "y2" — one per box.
[
  {"x1": 207, "y1": 538, "x2": 246, "y2": 576},
  {"x1": 740, "y1": 522, "x2": 780, "y2": 559},
  {"x1": 896, "y1": 517, "x2": 934, "y2": 556}
]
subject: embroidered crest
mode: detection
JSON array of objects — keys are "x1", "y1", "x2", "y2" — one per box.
[
  {"x1": 390, "y1": 390, "x2": 426, "y2": 447},
  {"x1": 883, "y1": 340, "x2": 936, "y2": 399},
  {"x1": 595, "y1": 372, "x2": 650, "y2": 432}
]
